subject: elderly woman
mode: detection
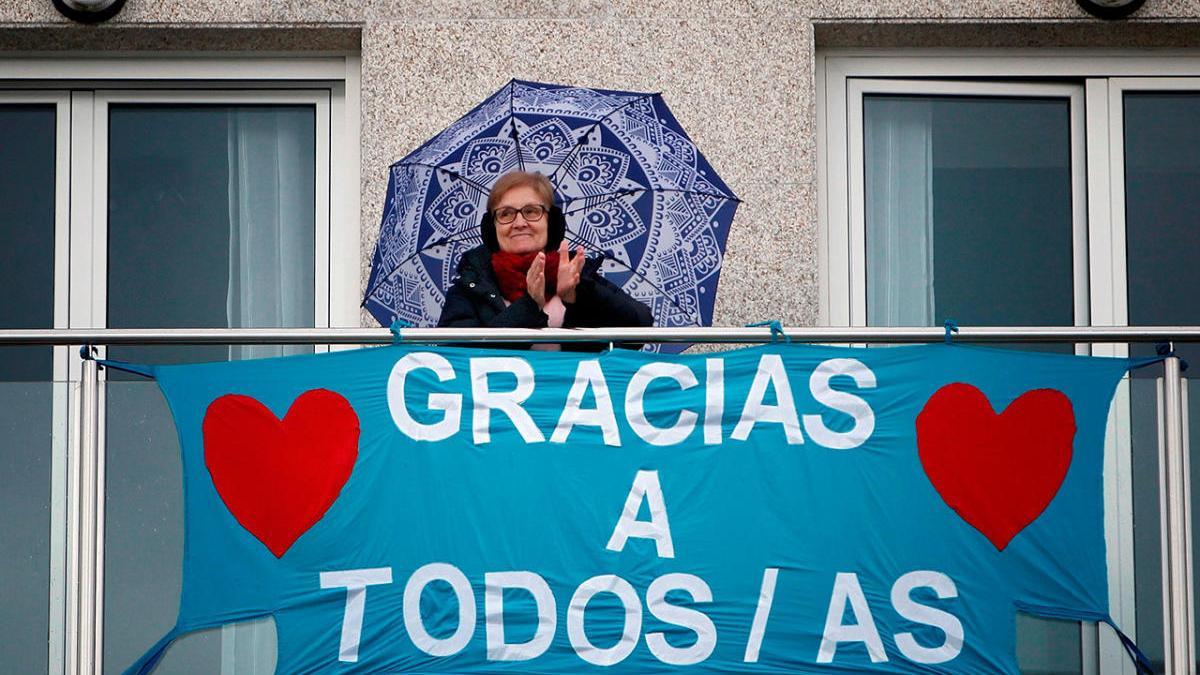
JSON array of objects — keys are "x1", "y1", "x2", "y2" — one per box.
[{"x1": 437, "y1": 170, "x2": 652, "y2": 347}]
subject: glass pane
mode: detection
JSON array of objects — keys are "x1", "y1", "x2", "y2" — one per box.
[
  {"x1": 1123, "y1": 91, "x2": 1200, "y2": 672},
  {"x1": 0, "y1": 104, "x2": 57, "y2": 673},
  {"x1": 0, "y1": 105, "x2": 56, "y2": 380},
  {"x1": 102, "y1": 104, "x2": 314, "y2": 673},
  {"x1": 0, "y1": 380, "x2": 59, "y2": 673},
  {"x1": 863, "y1": 93, "x2": 1081, "y2": 673},
  {"x1": 106, "y1": 104, "x2": 316, "y2": 368},
  {"x1": 1015, "y1": 615, "x2": 1083, "y2": 675},
  {"x1": 863, "y1": 95, "x2": 1075, "y2": 352},
  {"x1": 1129, "y1": 375, "x2": 1164, "y2": 671},
  {"x1": 1124, "y1": 93, "x2": 1200, "y2": 357},
  {"x1": 102, "y1": 380, "x2": 278, "y2": 674},
  {"x1": 1128, "y1": 374, "x2": 1200, "y2": 675}
]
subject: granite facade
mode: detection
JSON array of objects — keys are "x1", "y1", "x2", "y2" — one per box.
[{"x1": 2, "y1": 0, "x2": 1196, "y2": 329}]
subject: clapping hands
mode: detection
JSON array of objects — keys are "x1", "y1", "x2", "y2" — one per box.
[
  {"x1": 525, "y1": 241, "x2": 587, "y2": 308},
  {"x1": 555, "y1": 240, "x2": 586, "y2": 304}
]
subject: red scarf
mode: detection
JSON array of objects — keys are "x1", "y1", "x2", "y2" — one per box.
[{"x1": 491, "y1": 250, "x2": 560, "y2": 302}]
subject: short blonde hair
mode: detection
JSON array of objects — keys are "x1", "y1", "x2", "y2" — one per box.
[{"x1": 487, "y1": 170, "x2": 555, "y2": 212}]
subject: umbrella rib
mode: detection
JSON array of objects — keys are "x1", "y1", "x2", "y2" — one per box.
[
  {"x1": 546, "y1": 91, "x2": 661, "y2": 186},
  {"x1": 361, "y1": 230, "x2": 482, "y2": 306},
  {"x1": 559, "y1": 231, "x2": 699, "y2": 325},
  {"x1": 396, "y1": 162, "x2": 492, "y2": 199},
  {"x1": 560, "y1": 187, "x2": 741, "y2": 217},
  {"x1": 508, "y1": 82, "x2": 525, "y2": 172}
]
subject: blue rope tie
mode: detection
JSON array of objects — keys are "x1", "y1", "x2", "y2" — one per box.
[
  {"x1": 1156, "y1": 342, "x2": 1190, "y2": 372},
  {"x1": 1103, "y1": 618, "x2": 1154, "y2": 674},
  {"x1": 389, "y1": 318, "x2": 414, "y2": 344},
  {"x1": 943, "y1": 319, "x2": 959, "y2": 345},
  {"x1": 79, "y1": 344, "x2": 104, "y2": 370},
  {"x1": 747, "y1": 320, "x2": 790, "y2": 344},
  {"x1": 79, "y1": 344, "x2": 95, "y2": 361}
]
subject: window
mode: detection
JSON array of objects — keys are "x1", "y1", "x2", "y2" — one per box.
[
  {"x1": 99, "y1": 92, "x2": 324, "y2": 674},
  {"x1": 853, "y1": 82, "x2": 1083, "y2": 337},
  {"x1": 0, "y1": 57, "x2": 360, "y2": 674},
  {"x1": 0, "y1": 91, "x2": 69, "y2": 675},
  {"x1": 820, "y1": 54, "x2": 1200, "y2": 673},
  {"x1": 1110, "y1": 79, "x2": 1200, "y2": 675}
]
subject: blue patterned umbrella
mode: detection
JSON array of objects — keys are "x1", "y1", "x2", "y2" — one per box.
[{"x1": 363, "y1": 79, "x2": 740, "y2": 349}]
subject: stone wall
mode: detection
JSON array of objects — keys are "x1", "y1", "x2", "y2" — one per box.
[{"x1": 3, "y1": 0, "x2": 1197, "y2": 327}]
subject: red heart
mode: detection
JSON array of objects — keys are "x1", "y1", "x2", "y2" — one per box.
[
  {"x1": 203, "y1": 389, "x2": 359, "y2": 558},
  {"x1": 916, "y1": 383, "x2": 1075, "y2": 551}
]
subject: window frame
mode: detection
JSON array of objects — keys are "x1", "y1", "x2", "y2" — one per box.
[
  {"x1": 76, "y1": 87, "x2": 334, "y2": 338},
  {"x1": 0, "y1": 55, "x2": 361, "y2": 675},
  {"x1": 0, "y1": 91, "x2": 71, "y2": 362},
  {"x1": 85, "y1": 88, "x2": 332, "y2": 673},
  {"x1": 841, "y1": 78, "x2": 1088, "y2": 328},
  {"x1": 818, "y1": 50, "x2": 1200, "y2": 327},
  {"x1": 1103, "y1": 78, "x2": 1200, "y2": 675},
  {"x1": 0, "y1": 89, "x2": 72, "y2": 675},
  {"x1": 818, "y1": 51, "x2": 1200, "y2": 675}
]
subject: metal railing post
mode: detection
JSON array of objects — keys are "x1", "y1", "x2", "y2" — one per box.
[
  {"x1": 67, "y1": 355, "x2": 100, "y2": 675},
  {"x1": 1161, "y1": 354, "x2": 1194, "y2": 674}
]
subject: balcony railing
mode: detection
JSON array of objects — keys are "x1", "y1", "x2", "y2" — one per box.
[
  {"x1": 3, "y1": 325, "x2": 1199, "y2": 675},
  {"x1": 4, "y1": 325, "x2": 1200, "y2": 345}
]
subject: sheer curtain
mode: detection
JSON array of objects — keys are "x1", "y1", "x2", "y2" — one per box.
[
  {"x1": 864, "y1": 97, "x2": 935, "y2": 327},
  {"x1": 220, "y1": 107, "x2": 315, "y2": 673},
  {"x1": 226, "y1": 108, "x2": 314, "y2": 362},
  {"x1": 104, "y1": 104, "x2": 315, "y2": 674}
]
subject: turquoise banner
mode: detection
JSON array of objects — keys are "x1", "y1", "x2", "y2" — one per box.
[{"x1": 122, "y1": 343, "x2": 1151, "y2": 673}]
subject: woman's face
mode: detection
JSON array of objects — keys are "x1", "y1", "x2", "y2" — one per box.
[{"x1": 493, "y1": 185, "x2": 549, "y2": 254}]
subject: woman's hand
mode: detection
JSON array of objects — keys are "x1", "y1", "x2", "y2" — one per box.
[
  {"x1": 556, "y1": 241, "x2": 587, "y2": 304},
  {"x1": 526, "y1": 252, "x2": 547, "y2": 308}
]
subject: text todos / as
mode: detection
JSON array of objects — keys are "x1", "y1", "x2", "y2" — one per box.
[
  {"x1": 319, "y1": 563, "x2": 963, "y2": 666},
  {"x1": 348, "y1": 353, "x2": 963, "y2": 667},
  {"x1": 320, "y1": 469, "x2": 964, "y2": 668}
]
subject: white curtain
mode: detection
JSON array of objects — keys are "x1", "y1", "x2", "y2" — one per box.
[
  {"x1": 864, "y1": 98, "x2": 936, "y2": 326},
  {"x1": 222, "y1": 107, "x2": 310, "y2": 673},
  {"x1": 226, "y1": 109, "x2": 312, "y2": 361}
]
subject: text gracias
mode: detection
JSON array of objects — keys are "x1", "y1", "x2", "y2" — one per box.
[{"x1": 386, "y1": 352, "x2": 875, "y2": 449}]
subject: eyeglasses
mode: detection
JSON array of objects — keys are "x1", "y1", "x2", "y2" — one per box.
[{"x1": 493, "y1": 204, "x2": 549, "y2": 225}]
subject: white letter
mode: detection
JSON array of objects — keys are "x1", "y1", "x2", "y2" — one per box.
[
  {"x1": 388, "y1": 352, "x2": 461, "y2": 441},
  {"x1": 891, "y1": 571, "x2": 963, "y2": 664},
  {"x1": 743, "y1": 567, "x2": 778, "y2": 663},
  {"x1": 319, "y1": 567, "x2": 393, "y2": 663},
  {"x1": 645, "y1": 573, "x2": 716, "y2": 665},
  {"x1": 403, "y1": 563, "x2": 476, "y2": 657},
  {"x1": 802, "y1": 358, "x2": 876, "y2": 450},
  {"x1": 567, "y1": 575, "x2": 642, "y2": 666},
  {"x1": 552, "y1": 360, "x2": 621, "y2": 446},
  {"x1": 605, "y1": 470, "x2": 674, "y2": 558},
  {"x1": 625, "y1": 362, "x2": 699, "y2": 446},
  {"x1": 704, "y1": 359, "x2": 724, "y2": 444},
  {"x1": 732, "y1": 354, "x2": 804, "y2": 444},
  {"x1": 817, "y1": 572, "x2": 886, "y2": 663},
  {"x1": 471, "y1": 357, "x2": 544, "y2": 444},
  {"x1": 485, "y1": 571, "x2": 557, "y2": 661}
]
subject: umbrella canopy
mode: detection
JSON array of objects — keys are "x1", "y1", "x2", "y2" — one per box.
[{"x1": 363, "y1": 79, "x2": 740, "y2": 347}]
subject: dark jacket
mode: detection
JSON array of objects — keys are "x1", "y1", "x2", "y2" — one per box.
[{"x1": 437, "y1": 245, "x2": 653, "y2": 350}]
